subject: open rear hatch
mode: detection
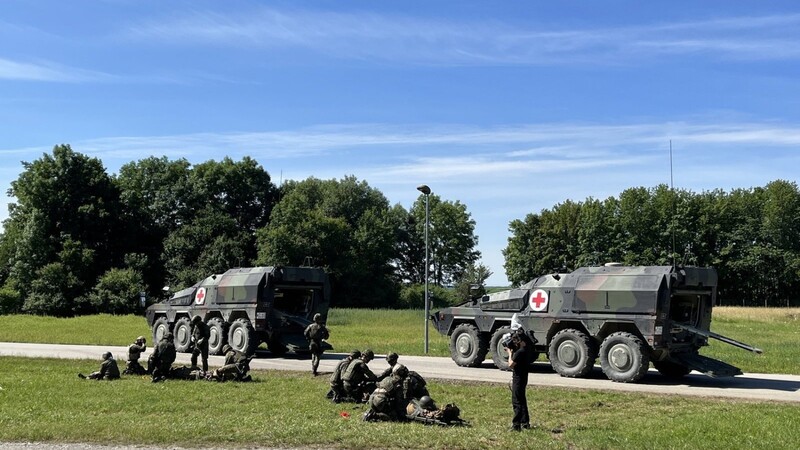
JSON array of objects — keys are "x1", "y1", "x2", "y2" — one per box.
[{"x1": 670, "y1": 352, "x2": 743, "y2": 378}]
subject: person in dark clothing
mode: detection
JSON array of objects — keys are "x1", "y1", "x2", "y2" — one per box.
[
  {"x1": 329, "y1": 350, "x2": 361, "y2": 402},
  {"x1": 376, "y1": 352, "x2": 399, "y2": 381},
  {"x1": 190, "y1": 316, "x2": 210, "y2": 373},
  {"x1": 506, "y1": 331, "x2": 531, "y2": 431},
  {"x1": 151, "y1": 332, "x2": 177, "y2": 382},
  {"x1": 79, "y1": 352, "x2": 120, "y2": 380},
  {"x1": 123, "y1": 336, "x2": 147, "y2": 375},
  {"x1": 303, "y1": 313, "x2": 330, "y2": 376}
]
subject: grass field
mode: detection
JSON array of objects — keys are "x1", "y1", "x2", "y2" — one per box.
[
  {"x1": 0, "y1": 307, "x2": 797, "y2": 374},
  {"x1": 0, "y1": 357, "x2": 798, "y2": 450}
]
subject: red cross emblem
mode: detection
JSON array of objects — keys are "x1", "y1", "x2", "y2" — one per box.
[
  {"x1": 194, "y1": 287, "x2": 206, "y2": 305},
  {"x1": 529, "y1": 289, "x2": 548, "y2": 312}
]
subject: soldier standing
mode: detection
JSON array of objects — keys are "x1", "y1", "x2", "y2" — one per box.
[
  {"x1": 151, "y1": 332, "x2": 176, "y2": 382},
  {"x1": 79, "y1": 352, "x2": 120, "y2": 380},
  {"x1": 507, "y1": 331, "x2": 531, "y2": 431},
  {"x1": 376, "y1": 352, "x2": 399, "y2": 381},
  {"x1": 123, "y1": 336, "x2": 147, "y2": 375},
  {"x1": 190, "y1": 316, "x2": 210, "y2": 373},
  {"x1": 303, "y1": 313, "x2": 330, "y2": 376},
  {"x1": 342, "y1": 349, "x2": 377, "y2": 402}
]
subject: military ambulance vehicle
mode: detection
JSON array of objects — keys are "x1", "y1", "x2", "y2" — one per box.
[
  {"x1": 146, "y1": 266, "x2": 331, "y2": 356},
  {"x1": 433, "y1": 264, "x2": 761, "y2": 383}
]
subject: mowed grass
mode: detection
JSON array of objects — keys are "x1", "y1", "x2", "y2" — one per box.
[
  {"x1": 0, "y1": 357, "x2": 798, "y2": 450},
  {"x1": 0, "y1": 307, "x2": 797, "y2": 374}
]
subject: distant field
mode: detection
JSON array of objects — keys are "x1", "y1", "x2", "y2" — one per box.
[
  {"x1": 0, "y1": 357, "x2": 797, "y2": 450},
  {"x1": 0, "y1": 307, "x2": 796, "y2": 374}
]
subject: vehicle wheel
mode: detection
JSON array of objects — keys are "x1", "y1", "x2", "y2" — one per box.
[
  {"x1": 548, "y1": 328, "x2": 597, "y2": 378},
  {"x1": 173, "y1": 316, "x2": 193, "y2": 352},
  {"x1": 490, "y1": 327, "x2": 513, "y2": 370},
  {"x1": 228, "y1": 318, "x2": 256, "y2": 355},
  {"x1": 599, "y1": 332, "x2": 650, "y2": 383},
  {"x1": 654, "y1": 360, "x2": 692, "y2": 379},
  {"x1": 152, "y1": 317, "x2": 170, "y2": 344},
  {"x1": 207, "y1": 317, "x2": 228, "y2": 355},
  {"x1": 449, "y1": 323, "x2": 489, "y2": 367}
]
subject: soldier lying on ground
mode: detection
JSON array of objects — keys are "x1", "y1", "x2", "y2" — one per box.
[
  {"x1": 328, "y1": 349, "x2": 361, "y2": 402},
  {"x1": 405, "y1": 396, "x2": 467, "y2": 426},
  {"x1": 342, "y1": 349, "x2": 377, "y2": 403},
  {"x1": 123, "y1": 336, "x2": 147, "y2": 375},
  {"x1": 78, "y1": 352, "x2": 120, "y2": 380},
  {"x1": 208, "y1": 344, "x2": 253, "y2": 382}
]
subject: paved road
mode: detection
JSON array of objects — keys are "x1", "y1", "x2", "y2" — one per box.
[{"x1": 2, "y1": 342, "x2": 799, "y2": 403}]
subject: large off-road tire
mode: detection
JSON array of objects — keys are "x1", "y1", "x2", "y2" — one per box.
[
  {"x1": 228, "y1": 318, "x2": 256, "y2": 355},
  {"x1": 653, "y1": 360, "x2": 692, "y2": 379},
  {"x1": 600, "y1": 332, "x2": 650, "y2": 383},
  {"x1": 449, "y1": 323, "x2": 489, "y2": 367},
  {"x1": 490, "y1": 327, "x2": 513, "y2": 370},
  {"x1": 152, "y1": 317, "x2": 170, "y2": 344},
  {"x1": 548, "y1": 328, "x2": 597, "y2": 378},
  {"x1": 173, "y1": 316, "x2": 193, "y2": 352},
  {"x1": 207, "y1": 317, "x2": 228, "y2": 355}
]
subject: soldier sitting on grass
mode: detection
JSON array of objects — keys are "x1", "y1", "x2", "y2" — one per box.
[
  {"x1": 78, "y1": 352, "x2": 120, "y2": 380},
  {"x1": 123, "y1": 336, "x2": 147, "y2": 375},
  {"x1": 342, "y1": 349, "x2": 377, "y2": 402}
]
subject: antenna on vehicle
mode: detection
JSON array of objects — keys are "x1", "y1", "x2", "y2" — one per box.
[{"x1": 670, "y1": 141, "x2": 677, "y2": 268}]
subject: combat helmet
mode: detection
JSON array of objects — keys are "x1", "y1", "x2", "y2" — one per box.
[
  {"x1": 136, "y1": 336, "x2": 146, "y2": 345},
  {"x1": 192, "y1": 315, "x2": 203, "y2": 324},
  {"x1": 350, "y1": 349, "x2": 362, "y2": 359},
  {"x1": 419, "y1": 395, "x2": 437, "y2": 411},
  {"x1": 102, "y1": 351, "x2": 113, "y2": 360},
  {"x1": 222, "y1": 344, "x2": 232, "y2": 354},
  {"x1": 392, "y1": 364, "x2": 408, "y2": 378},
  {"x1": 386, "y1": 352, "x2": 399, "y2": 365},
  {"x1": 313, "y1": 313, "x2": 323, "y2": 323},
  {"x1": 363, "y1": 349, "x2": 375, "y2": 361}
]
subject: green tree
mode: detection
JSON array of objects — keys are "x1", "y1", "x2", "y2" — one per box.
[
  {"x1": 453, "y1": 262, "x2": 493, "y2": 302},
  {"x1": 3, "y1": 145, "x2": 122, "y2": 315},
  {"x1": 257, "y1": 176, "x2": 399, "y2": 307},
  {"x1": 90, "y1": 267, "x2": 146, "y2": 315}
]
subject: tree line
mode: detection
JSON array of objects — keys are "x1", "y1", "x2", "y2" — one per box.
[
  {"x1": 503, "y1": 181, "x2": 800, "y2": 306},
  {"x1": 0, "y1": 145, "x2": 485, "y2": 316}
]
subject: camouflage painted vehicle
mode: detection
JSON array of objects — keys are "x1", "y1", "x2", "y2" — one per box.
[
  {"x1": 432, "y1": 265, "x2": 761, "y2": 383},
  {"x1": 145, "y1": 266, "x2": 332, "y2": 356}
]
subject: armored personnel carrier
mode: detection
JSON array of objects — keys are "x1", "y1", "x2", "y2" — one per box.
[
  {"x1": 145, "y1": 266, "x2": 331, "y2": 356},
  {"x1": 432, "y1": 265, "x2": 761, "y2": 383}
]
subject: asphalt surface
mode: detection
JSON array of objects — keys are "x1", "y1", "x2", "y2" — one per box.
[{"x1": 1, "y1": 342, "x2": 799, "y2": 403}]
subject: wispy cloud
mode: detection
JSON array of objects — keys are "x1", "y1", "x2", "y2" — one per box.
[
  {"x1": 0, "y1": 57, "x2": 116, "y2": 82},
  {"x1": 125, "y1": 8, "x2": 800, "y2": 65}
]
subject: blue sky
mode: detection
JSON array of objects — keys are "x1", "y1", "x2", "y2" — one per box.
[{"x1": 2, "y1": 1, "x2": 800, "y2": 285}]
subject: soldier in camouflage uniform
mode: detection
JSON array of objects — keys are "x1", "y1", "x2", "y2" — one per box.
[
  {"x1": 342, "y1": 349, "x2": 377, "y2": 402},
  {"x1": 190, "y1": 316, "x2": 210, "y2": 373},
  {"x1": 123, "y1": 336, "x2": 147, "y2": 375},
  {"x1": 364, "y1": 364, "x2": 410, "y2": 422},
  {"x1": 328, "y1": 349, "x2": 360, "y2": 402},
  {"x1": 151, "y1": 332, "x2": 176, "y2": 382},
  {"x1": 403, "y1": 369, "x2": 430, "y2": 401},
  {"x1": 376, "y1": 352, "x2": 399, "y2": 381},
  {"x1": 79, "y1": 352, "x2": 120, "y2": 380},
  {"x1": 210, "y1": 344, "x2": 252, "y2": 382},
  {"x1": 303, "y1": 313, "x2": 329, "y2": 376}
]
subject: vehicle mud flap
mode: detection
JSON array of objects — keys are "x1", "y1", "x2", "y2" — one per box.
[{"x1": 670, "y1": 353, "x2": 743, "y2": 378}]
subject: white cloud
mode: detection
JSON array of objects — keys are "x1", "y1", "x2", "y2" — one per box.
[
  {"x1": 124, "y1": 9, "x2": 800, "y2": 65},
  {"x1": 0, "y1": 58, "x2": 114, "y2": 82}
]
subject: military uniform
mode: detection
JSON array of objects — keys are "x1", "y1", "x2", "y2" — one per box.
[
  {"x1": 212, "y1": 345, "x2": 252, "y2": 381},
  {"x1": 124, "y1": 337, "x2": 147, "y2": 375},
  {"x1": 329, "y1": 351, "x2": 359, "y2": 402},
  {"x1": 190, "y1": 317, "x2": 210, "y2": 372},
  {"x1": 151, "y1": 334, "x2": 177, "y2": 381},
  {"x1": 376, "y1": 352, "x2": 398, "y2": 382},
  {"x1": 342, "y1": 351, "x2": 377, "y2": 402},
  {"x1": 402, "y1": 370, "x2": 429, "y2": 401},
  {"x1": 83, "y1": 352, "x2": 120, "y2": 380},
  {"x1": 304, "y1": 314, "x2": 329, "y2": 376}
]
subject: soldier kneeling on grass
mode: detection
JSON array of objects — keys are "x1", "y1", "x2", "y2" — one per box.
[
  {"x1": 78, "y1": 352, "x2": 120, "y2": 381},
  {"x1": 123, "y1": 336, "x2": 147, "y2": 375},
  {"x1": 364, "y1": 364, "x2": 410, "y2": 422},
  {"x1": 328, "y1": 349, "x2": 361, "y2": 402},
  {"x1": 342, "y1": 349, "x2": 377, "y2": 403}
]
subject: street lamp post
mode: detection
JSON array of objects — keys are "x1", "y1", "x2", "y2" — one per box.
[{"x1": 416, "y1": 184, "x2": 432, "y2": 354}]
